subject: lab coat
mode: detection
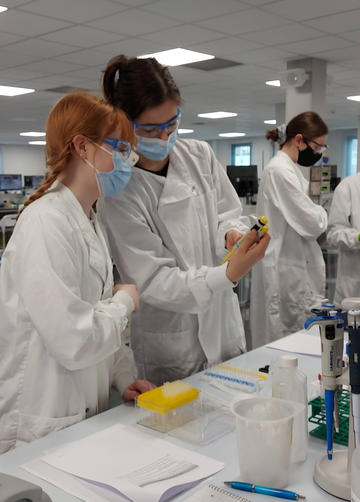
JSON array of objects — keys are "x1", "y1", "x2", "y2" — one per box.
[
  {"x1": 250, "y1": 151, "x2": 327, "y2": 348},
  {"x1": 0, "y1": 182, "x2": 136, "y2": 454},
  {"x1": 327, "y1": 173, "x2": 360, "y2": 304},
  {"x1": 99, "y1": 139, "x2": 249, "y2": 385}
]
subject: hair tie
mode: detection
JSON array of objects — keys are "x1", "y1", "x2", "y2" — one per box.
[{"x1": 277, "y1": 123, "x2": 287, "y2": 144}]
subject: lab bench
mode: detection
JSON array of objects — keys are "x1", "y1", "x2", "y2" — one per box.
[{"x1": 0, "y1": 333, "x2": 344, "y2": 502}]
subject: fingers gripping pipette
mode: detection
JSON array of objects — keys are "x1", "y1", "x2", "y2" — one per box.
[
  {"x1": 304, "y1": 304, "x2": 345, "y2": 460},
  {"x1": 221, "y1": 215, "x2": 269, "y2": 265}
]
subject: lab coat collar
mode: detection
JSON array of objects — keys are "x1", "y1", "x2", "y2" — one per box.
[
  {"x1": 158, "y1": 148, "x2": 195, "y2": 207},
  {"x1": 53, "y1": 181, "x2": 111, "y2": 290}
]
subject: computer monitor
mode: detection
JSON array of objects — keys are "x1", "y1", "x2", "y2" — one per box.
[
  {"x1": 24, "y1": 175, "x2": 44, "y2": 188},
  {"x1": 226, "y1": 165, "x2": 258, "y2": 197},
  {"x1": 0, "y1": 174, "x2": 22, "y2": 191}
]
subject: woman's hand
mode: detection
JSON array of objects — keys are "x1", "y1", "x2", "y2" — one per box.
[
  {"x1": 225, "y1": 230, "x2": 242, "y2": 251},
  {"x1": 226, "y1": 229, "x2": 270, "y2": 283},
  {"x1": 122, "y1": 379, "x2": 156, "y2": 402},
  {"x1": 113, "y1": 284, "x2": 139, "y2": 312}
]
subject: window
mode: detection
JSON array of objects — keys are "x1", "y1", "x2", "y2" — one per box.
[
  {"x1": 345, "y1": 136, "x2": 357, "y2": 177},
  {"x1": 231, "y1": 143, "x2": 252, "y2": 166}
]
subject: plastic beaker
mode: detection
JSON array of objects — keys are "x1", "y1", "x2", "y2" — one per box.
[{"x1": 231, "y1": 396, "x2": 300, "y2": 488}]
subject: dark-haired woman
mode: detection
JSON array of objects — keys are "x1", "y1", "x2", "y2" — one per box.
[
  {"x1": 99, "y1": 55, "x2": 270, "y2": 385},
  {"x1": 250, "y1": 112, "x2": 328, "y2": 348}
]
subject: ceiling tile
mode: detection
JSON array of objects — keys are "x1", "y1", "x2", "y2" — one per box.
[
  {"x1": 241, "y1": 23, "x2": 322, "y2": 45},
  {"x1": 190, "y1": 37, "x2": 263, "y2": 60},
  {"x1": 304, "y1": 9, "x2": 360, "y2": 35},
  {"x1": 0, "y1": 48, "x2": 42, "y2": 69},
  {"x1": 7, "y1": 39, "x2": 79, "y2": 58},
  {"x1": 87, "y1": 8, "x2": 180, "y2": 36},
  {"x1": 142, "y1": 0, "x2": 249, "y2": 22},
  {"x1": 0, "y1": 31, "x2": 24, "y2": 47},
  {"x1": 95, "y1": 38, "x2": 172, "y2": 58},
  {"x1": 284, "y1": 36, "x2": 354, "y2": 55},
  {"x1": 341, "y1": 30, "x2": 360, "y2": 43},
  {"x1": 19, "y1": 59, "x2": 86, "y2": 77},
  {"x1": 54, "y1": 48, "x2": 113, "y2": 66},
  {"x1": 0, "y1": 10, "x2": 71, "y2": 37},
  {"x1": 310, "y1": 44, "x2": 360, "y2": 61},
  {"x1": 18, "y1": 0, "x2": 129, "y2": 23},
  {"x1": 262, "y1": 0, "x2": 360, "y2": 22},
  {"x1": 41, "y1": 25, "x2": 124, "y2": 48},
  {"x1": 197, "y1": 8, "x2": 287, "y2": 35},
  {"x1": 142, "y1": 24, "x2": 225, "y2": 45}
]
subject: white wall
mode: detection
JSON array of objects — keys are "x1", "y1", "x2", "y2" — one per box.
[
  {"x1": 1, "y1": 145, "x2": 46, "y2": 176},
  {"x1": 0, "y1": 129, "x2": 356, "y2": 180}
]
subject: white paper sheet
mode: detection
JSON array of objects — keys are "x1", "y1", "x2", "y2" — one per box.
[
  {"x1": 23, "y1": 424, "x2": 224, "y2": 502},
  {"x1": 266, "y1": 327, "x2": 321, "y2": 357}
]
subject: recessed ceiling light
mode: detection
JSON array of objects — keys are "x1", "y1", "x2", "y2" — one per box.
[
  {"x1": 20, "y1": 131, "x2": 45, "y2": 137},
  {"x1": 178, "y1": 128, "x2": 194, "y2": 134},
  {"x1": 28, "y1": 141, "x2": 46, "y2": 145},
  {"x1": 264, "y1": 119, "x2": 276, "y2": 125},
  {"x1": 138, "y1": 48, "x2": 214, "y2": 67},
  {"x1": 0, "y1": 85, "x2": 35, "y2": 96},
  {"x1": 197, "y1": 111, "x2": 238, "y2": 119},
  {"x1": 265, "y1": 80, "x2": 281, "y2": 87},
  {"x1": 347, "y1": 95, "x2": 360, "y2": 102},
  {"x1": 0, "y1": 6, "x2": 7, "y2": 13},
  {"x1": 218, "y1": 132, "x2": 246, "y2": 138}
]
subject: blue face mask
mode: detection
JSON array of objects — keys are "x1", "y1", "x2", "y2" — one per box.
[
  {"x1": 136, "y1": 130, "x2": 178, "y2": 161},
  {"x1": 84, "y1": 146, "x2": 138, "y2": 198}
]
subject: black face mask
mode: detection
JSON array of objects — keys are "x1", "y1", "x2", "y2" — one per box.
[{"x1": 297, "y1": 145, "x2": 322, "y2": 167}]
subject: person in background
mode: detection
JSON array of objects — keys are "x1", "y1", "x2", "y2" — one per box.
[
  {"x1": 327, "y1": 172, "x2": 360, "y2": 304},
  {"x1": 0, "y1": 92, "x2": 154, "y2": 454},
  {"x1": 99, "y1": 54, "x2": 270, "y2": 386},
  {"x1": 250, "y1": 111, "x2": 328, "y2": 348}
]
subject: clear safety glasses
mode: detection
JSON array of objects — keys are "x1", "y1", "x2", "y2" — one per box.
[
  {"x1": 103, "y1": 137, "x2": 132, "y2": 158},
  {"x1": 305, "y1": 138, "x2": 328, "y2": 154},
  {"x1": 133, "y1": 108, "x2": 181, "y2": 138}
]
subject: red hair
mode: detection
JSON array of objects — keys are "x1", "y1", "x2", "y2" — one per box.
[{"x1": 18, "y1": 91, "x2": 136, "y2": 218}]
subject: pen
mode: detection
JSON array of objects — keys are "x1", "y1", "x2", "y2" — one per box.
[
  {"x1": 221, "y1": 216, "x2": 268, "y2": 265},
  {"x1": 224, "y1": 482, "x2": 305, "y2": 500}
]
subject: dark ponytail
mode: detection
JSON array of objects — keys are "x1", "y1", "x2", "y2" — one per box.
[
  {"x1": 266, "y1": 111, "x2": 328, "y2": 146},
  {"x1": 102, "y1": 54, "x2": 182, "y2": 120}
]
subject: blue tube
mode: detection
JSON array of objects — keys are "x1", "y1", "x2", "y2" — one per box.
[{"x1": 325, "y1": 389, "x2": 335, "y2": 460}]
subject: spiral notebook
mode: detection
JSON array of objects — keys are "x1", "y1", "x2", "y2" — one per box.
[{"x1": 184, "y1": 483, "x2": 250, "y2": 501}]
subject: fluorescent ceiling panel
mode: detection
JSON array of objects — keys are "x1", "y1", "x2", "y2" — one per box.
[
  {"x1": 138, "y1": 48, "x2": 214, "y2": 67},
  {"x1": 197, "y1": 111, "x2": 238, "y2": 119}
]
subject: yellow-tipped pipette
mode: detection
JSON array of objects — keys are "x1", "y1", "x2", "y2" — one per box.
[{"x1": 221, "y1": 215, "x2": 269, "y2": 265}]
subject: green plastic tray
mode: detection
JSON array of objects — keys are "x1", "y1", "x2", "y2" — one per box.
[{"x1": 308, "y1": 389, "x2": 350, "y2": 446}]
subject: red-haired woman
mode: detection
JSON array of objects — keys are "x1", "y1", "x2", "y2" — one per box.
[{"x1": 0, "y1": 92, "x2": 153, "y2": 453}]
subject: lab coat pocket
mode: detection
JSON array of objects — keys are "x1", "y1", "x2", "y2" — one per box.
[{"x1": 17, "y1": 411, "x2": 83, "y2": 443}]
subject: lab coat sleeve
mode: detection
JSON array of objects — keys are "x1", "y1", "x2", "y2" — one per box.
[
  {"x1": 101, "y1": 197, "x2": 234, "y2": 315},
  {"x1": 328, "y1": 181, "x2": 360, "y2": 250},
  {"x1": 206, "y1": 144, "x2": 250, "y2": 256},
  {"x1": 111, "y1": 344, "x2": 138, "y2": 394},
  {"x1": 17, "y1": 211, "x2": 131, "y2": 372},
  {"x1": 267, "y1": 166, "x2": 327, "y2": 239}
]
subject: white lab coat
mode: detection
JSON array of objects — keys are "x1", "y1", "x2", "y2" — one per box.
[
  {"x1": 250, "y1": 151, "x2": 327, "y2": 348},
  {"x1": 99, "y1": 139, "x2": 249, "y2": 385},
  {"x1": 0, "y1": 182, "x2": 136, "y2": 454},
  {"x1": 327, "y1": 173, "x2": 360, "y2": 304}
]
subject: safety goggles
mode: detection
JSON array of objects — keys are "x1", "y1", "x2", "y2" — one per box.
[
  {"x1": 133, "y1": 108, "x2": 181, "y2": 138},
  {"x1": 304, "y1": 137, "x2": 328, "y2": 154},
  {"x1": 103, "y1": 137, "x2": 132, "y2": 158}
]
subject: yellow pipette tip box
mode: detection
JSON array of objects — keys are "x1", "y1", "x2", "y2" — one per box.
[
  {"x1": 137, "y1": 381, "x2": 200, "y2": 433},
  {"x1": 137, "y1": 381, "x2": 199, "y2": 414}
]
